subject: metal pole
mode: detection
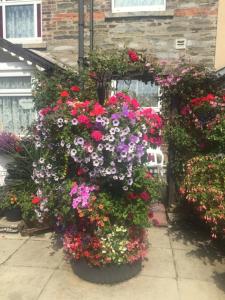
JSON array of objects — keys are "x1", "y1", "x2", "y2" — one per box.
[
  {"x1": 90, "y1": 0, "x2": 94, "y2": 51},
  {"x1": 78, "y1": 0, "x2": 84, "y2": 69}
]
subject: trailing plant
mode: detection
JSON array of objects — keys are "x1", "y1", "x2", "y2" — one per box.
[{"x1": 181, "y1": 155, "x2": 225, "y2": 241}]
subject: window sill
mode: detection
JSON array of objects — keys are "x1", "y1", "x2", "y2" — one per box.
[
  {"x1": 22, "y1": 42, "x2": 47, "y2": 50},
  {"x1": 105, "y1": 10, "x2": 174, "y2": 21}
]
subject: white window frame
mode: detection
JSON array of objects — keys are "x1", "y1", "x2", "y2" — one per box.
[
  {"x1": 0, "y1": 62, "x2": 36, "y2": 135},
  {"x1": 111, "y1": 79, "x2": 162, "y2": 112},
  {"x1": 112, "y1": 0, "x2": 166, "y2": 13},
  {"x1": 0, "y1": 0, "x2": 42, "y2": 43}
]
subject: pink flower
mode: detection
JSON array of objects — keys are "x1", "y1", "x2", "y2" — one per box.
[
  {"x1": 128, "y1": 111, "x2": 136, "y2": 119},
  {"x1": 131, "y1": 99, "x2": 140, "y2": 110},
  {"x1": 107, "y1": 95, "x2": 118, "y2": 106},
  {"x1": 39, "y1": 107, "x2": 51, "y2": 117},
  {"x1": 77, "y1": 115, "x2": 90, "y2": 125},
  {"x1": 70, "y1": 109, "x2": 77, "y2": 116},
  {"x1": 91, "y1": 130, "x2": 103, "y2": 141},
  {"x1": 180, "y1": 106, "x2": 191, "y2": 116}
]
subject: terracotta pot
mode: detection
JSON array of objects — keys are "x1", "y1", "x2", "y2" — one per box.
[{"x1": 72, "y1": 258, "x2": 142, "y2": 284}]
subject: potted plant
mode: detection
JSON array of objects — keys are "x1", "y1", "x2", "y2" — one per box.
[
  {"x1": 31, "y1": 85, "x2": 163, "y2": 282},
  {"x1": 0, "y1": 188, "x2": 22, "y2": 221}
]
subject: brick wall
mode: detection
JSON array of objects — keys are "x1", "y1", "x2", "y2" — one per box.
[{"x1": 41, "y1": 0, "x2": 219, "y2": 68}]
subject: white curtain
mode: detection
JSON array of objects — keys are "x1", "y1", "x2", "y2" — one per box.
[
  {"x1": 117, "y1": 80, "x2": 159, "y2": 107},
  {"x1": 6, "y1": 5, "x2": 34, "y2": 38},
  {"x1": 0, "y1": 76, "x2": 31, "y2": 89},
  {"x1": 0, "y1": 96, "x2": 35, "y2": 134},
  {"x1": 114, "y1": 0, "x2": 165, "y2": 8}
]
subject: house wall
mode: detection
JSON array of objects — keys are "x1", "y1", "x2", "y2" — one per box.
[
  {"x1": 215, "y1": 0, "x2": 225, "y2": 70},
  {"x1": 41, "y1": 0, "x2": 219, "y2": 68}
]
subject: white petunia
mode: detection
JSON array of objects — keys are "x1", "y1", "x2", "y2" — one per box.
[
  {"x1": 72, "y1": 118, "x2": 78, "y2": 125},
  {"x1": 70, "y1": 149, "x2": 77, "y2": 156}
]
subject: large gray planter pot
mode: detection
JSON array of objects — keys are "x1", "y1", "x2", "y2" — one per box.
[{"x1": 72, "y1": 258, "x2": 142, "y2": 284}]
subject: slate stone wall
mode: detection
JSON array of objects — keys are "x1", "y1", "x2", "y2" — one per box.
[{"x1": 41, "y1": 0, "x2": 218, "y2": 68}]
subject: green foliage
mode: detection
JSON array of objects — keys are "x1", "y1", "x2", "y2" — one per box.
[
  {"x1": 0, "y1": 138, "x2": 38, "y2": 221},
  {"x1": 32, "y1": 67, "x2": 80, "y2": 110},
  {"x1": 182, "y1": 155, "x2": 225, "y2": 240}
]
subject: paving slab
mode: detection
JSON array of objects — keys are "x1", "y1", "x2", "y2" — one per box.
[
  {"x1": 6, "y1": 239, "x2": 63, "y2": 269},
  {"x1": 169, "y1": 227, "x2": 208, "y2": 251},
  {"x1": 38, "y1": 269, "x2": 179, "y2": 300},
  {"x1": 142, "y1": 247, "x2": 176, "y2": 278},
  {"x1": 0, "y1": 265, "x2": 53, "y2": 300},
  {"x1": 173, "y1": 248, "x2": 225, "y2": 282},
  {"x1": 178, "y1": 278, "x2": 225, "y2": 300},
  {"x1": 0, "y1": 232, "x2": 29, "y2": 240},
  {"x1": 148, "y1": 227, "x2": 171, "y2": 249},
  {"x1": 0, "y1": 238, "x2": 26, "y2": 264}
]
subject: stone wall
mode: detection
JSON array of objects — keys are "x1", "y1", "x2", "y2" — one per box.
[{"x1": 41, "y1": 0, "x2": 219, "y2": 68}]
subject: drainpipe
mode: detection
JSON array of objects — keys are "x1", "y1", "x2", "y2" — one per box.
[
  {"x1": 78, "y1": 0, "x2": 84, "y2": 69},
  {"x1": 90, "y1": 0, "x2": 94, "y2": 51}
]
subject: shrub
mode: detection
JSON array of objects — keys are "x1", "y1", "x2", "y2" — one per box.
[{"x1": 181, "y1": 155, "x2": 225, "y2": 240}]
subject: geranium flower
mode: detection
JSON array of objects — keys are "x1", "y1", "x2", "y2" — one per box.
[
  {"x1": 140, "y1": 191, "x2": 151, "y2": 201},
  {"x1": 90, "y1": 103, "x2": 106, "y2": 116},
  {"x1": 77, "y1": 115, "x2": 90, "y2": 125},
  {"x1": 91, "y1": 130, "x2": 103, "y2": 141},
  {"x1": 32, "y1": 196, "x2": 41, "y2": 204},
  {"x1": 128, "y1": 50, "x2": 139, "y2": 62},
  {"x1": 60, "y1": 90, "x2": 69, "y2": 97},
  {"x1": 70, "y1": 85, "x2": 80, "y2": 92}
]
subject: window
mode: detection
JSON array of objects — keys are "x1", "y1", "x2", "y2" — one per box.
[
  {"x1": 113, "y1": 80, "x2": 161, "y2": 112},
  {"x1": 112, "y1": 0, "x2": 166, "y2": 13},
  {"x1": 0, "y1": 0, "x2": 41, "y2": 42},
  {"x1": 0, "y1": 67, "x2": 36, "y2": 134}
]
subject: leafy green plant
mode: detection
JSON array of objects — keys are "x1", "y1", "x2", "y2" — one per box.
[{"x1": 181, "y1": 155, "x2": 225, "y2": 241}]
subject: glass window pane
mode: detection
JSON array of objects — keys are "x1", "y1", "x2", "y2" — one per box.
[
  {"x1": 0, "y1": 77, "x2": 31, "y2": 89},
  {"x1": 114, "y1": 0, "x2": 165, "y2": 8},
  {"x1": 6, "y1": 5, "x2": 34, "y2": 38},
  {"x1": 0, "y1": 96, "x2": 35, "y2": 134},
  {"x1": 116, "y1": 80, "x2": 159, "y2": 107}
]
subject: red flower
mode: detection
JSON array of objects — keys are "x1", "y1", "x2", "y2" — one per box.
[
  {"x1": 140, "y1": 191, "x2": 151, "y2": 201},
  {"x1": 90, "y1": 103, "x2": 106, "y2": 116},
  {"x1": 77, "y1": 115, "x2": 90, "y2": 125},
  {"x1": 83, "y1": 250, "x2": 91, "y2": 257},
  {"x1": 77, "y1": 168, "x2": 86, "y2": 176},
  {"x1": 131, "y1": 99, "x2": 140, "y2": 110},
  {"x1": 32, "y1": 196, "x2": 41, "y2": 205},
  {"x1": 128, "y1": 193, "x2": 138, "y2": 200},
  {"x1": 60, "y1": 90, "x2": 69, "y2": 97},
  {"x1": 128, "y1": 50, "x2": 139, "y2": 62},
  {"x1": 106, "y1": 95, "x2": 118, "y2": 106},
  {"x1": 15, "y1": 146, "x2": 22, "y2": 153},
  {"x1": 91, "y1": 130, "x2": 103, "y2": 141},
  {"x1": 70, "y1": 85, "x2": 80, "y2": 92}
]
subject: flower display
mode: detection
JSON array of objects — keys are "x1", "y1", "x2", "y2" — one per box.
[
  {"x1": 182, "y1": 155, "x2": 225, "y2": 240},
  {"x1": 31, "y1": 83, "x2": 163, "y2": 268},
  {"x1": 32, "y1": 91, "x2": 162, "y2": 190}
]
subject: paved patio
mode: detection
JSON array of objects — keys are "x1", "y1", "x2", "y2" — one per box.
[{"x1": 0, "y1": 225, "x2": 224, "y2": 300}]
